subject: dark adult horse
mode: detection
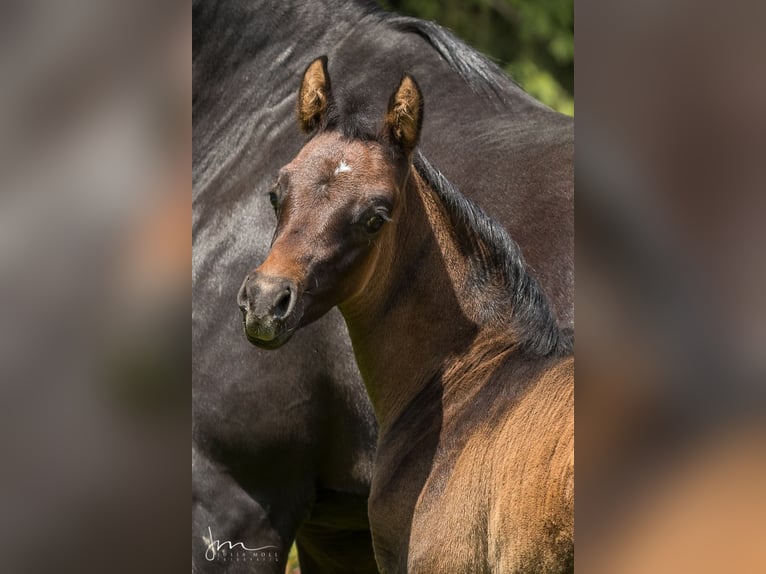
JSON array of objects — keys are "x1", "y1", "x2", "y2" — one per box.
[{"x1": 193, "y1": 1, "x2": 573, "y2": 571}]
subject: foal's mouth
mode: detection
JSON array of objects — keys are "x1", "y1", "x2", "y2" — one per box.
[
  {"x1": 241, "y1": 314, "x2": 297, "y2": 350},
  {"x1": 245, "y1": 327, "x2": 296, "y2": 350}
]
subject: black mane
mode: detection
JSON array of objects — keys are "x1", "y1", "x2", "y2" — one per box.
[
  {"x1": 315, "y1": 2, "x2": 544, "y2": 140},
  {"x1": 413, "y1": 152, "x2": 571, "y2": 357},
  {"x1": 382, "y1": 14, "x2": 523, "y2": 106}
]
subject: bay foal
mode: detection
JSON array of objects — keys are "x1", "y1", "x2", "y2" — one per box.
[{"x1": 238, "y1": 57, "x2": 574, "y2": 573}]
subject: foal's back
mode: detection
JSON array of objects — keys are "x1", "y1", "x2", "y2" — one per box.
[
  {"x1": 406, "y1": 352, "x2": 574, "y2": 574},
  {"x1": 491, "y1": 354, "x2": 574, "y2": 572}
]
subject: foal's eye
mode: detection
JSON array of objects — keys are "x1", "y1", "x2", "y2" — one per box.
[{"x1": 365, "y1": 214, "x2": 386, "y2": 234}]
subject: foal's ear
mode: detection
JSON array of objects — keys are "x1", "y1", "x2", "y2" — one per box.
[
  {"x1": 384, "y1": 74, "x2": 423, "y2": 155},
  {"x1": 298, "y1": 56, "x2": 332, "y2": 133}
]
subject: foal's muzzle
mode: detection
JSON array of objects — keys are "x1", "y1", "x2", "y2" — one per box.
[{"x1": 237, "y1": 273, "x2": 300, "y2": 349}]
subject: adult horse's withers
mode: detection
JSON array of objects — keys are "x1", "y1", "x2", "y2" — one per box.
[
  {"x1": 239, "y1": 59, "x2": 574, "y2": 572},
  {"x1": 193, "y1": 1, "x2": 572, "y2": 571}
]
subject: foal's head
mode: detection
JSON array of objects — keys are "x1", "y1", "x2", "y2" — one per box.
[{"x1": 238, "y1": 57, "x2": 423, "y2": 348}]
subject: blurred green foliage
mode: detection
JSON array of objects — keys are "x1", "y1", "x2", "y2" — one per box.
[
  {"x1": 286, "y1": 543, "x2": 300, "y2": 573},
  {"x1": 380, "y1": 0, "x2": 574, "y2": 115}
]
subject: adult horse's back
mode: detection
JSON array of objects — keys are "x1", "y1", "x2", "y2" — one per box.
[{"x1": 193, "y1": 1, "x2": 572, "y2": 571}]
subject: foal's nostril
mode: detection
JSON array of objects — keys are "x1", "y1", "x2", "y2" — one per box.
[
  {"x1": 237, "y1": 281, "x2": 249, "y2": 313},
  {"x1": 272, "y1": 287, "x2": 292, "y2": 319}
]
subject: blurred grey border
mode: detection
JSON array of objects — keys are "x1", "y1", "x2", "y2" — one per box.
[
  {"x1": 0, "y1": 1, "x2": 188, "y2": 572},
  {"x1": 577, "y1": 0, "x2": 766, "y2": 571},
  {"x1": 0, "y1": 0, "x2": 763, "y2": 572}
]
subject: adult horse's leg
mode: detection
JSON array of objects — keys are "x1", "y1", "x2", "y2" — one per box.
[
  {"x1": 290, "y1": 316, "x2": 379, "y2": 573},
  {"x1": 191, "y1": 308, "x2": 320, "y2": 573},
  {"x1": 192, "y1": 445, "x2": 309, "y2": 573},
  {"x1": 296, "y1": 513, "x2": 379, "y2": 573},
  {"x1": 192, "y1": 300, "x2": 378, "y2": 573}
]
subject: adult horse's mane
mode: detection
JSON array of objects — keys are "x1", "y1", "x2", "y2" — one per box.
[
  {"x1": 381, "y1": 15, "x2": 523, "y2": 104},
  {"x1": 193, "y1": 0, "x2": 544, "y2": 115},
  {"x1": 412, "y1": 151, "x2": 572, "y2": 357},
  {"x1": 301, "y1": 3, "x2": 541, "y2": 142}
]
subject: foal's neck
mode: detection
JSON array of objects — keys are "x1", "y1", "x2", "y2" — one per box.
[
  {"x1": 341, "y1": 163, "x2": 544, "y2": 428},
  {"x1": 341, "y1": 168, "x2": 487, "y2": 429}
]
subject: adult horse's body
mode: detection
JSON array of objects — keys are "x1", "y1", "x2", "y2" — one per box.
[
  {"x1": 239, "y1": 64, "x2": 574, "y2": 573},
  {"x1": 193, "y1": 1, "x2": 572, "y2": 571}
]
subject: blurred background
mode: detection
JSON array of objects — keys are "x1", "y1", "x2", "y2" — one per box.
[
  {"x1": 576, "y1": 0, "x2": 766, "y2": 571},
  {"x1": 1, "y1": 0, "x2": 764, "y2": 572},
  {"x1": 0, "y1": 1, "x2": 189, "y2": 572}
]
